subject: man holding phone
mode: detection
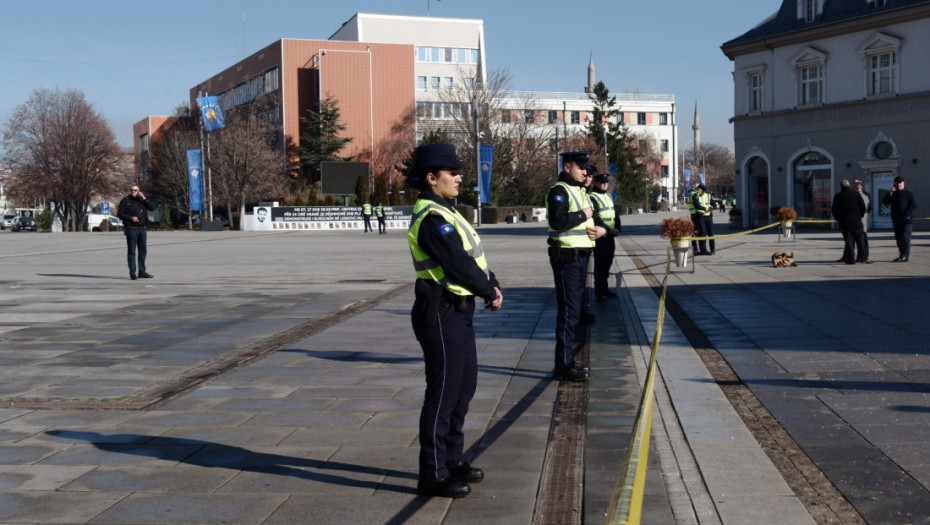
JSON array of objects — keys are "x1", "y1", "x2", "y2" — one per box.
[{"x1": 882, "y1": 176, "x2": 917, "y2": 262}]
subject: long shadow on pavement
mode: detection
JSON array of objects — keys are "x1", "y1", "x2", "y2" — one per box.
[{"x1": 44, "y1": 430, "x2": 416, "y2": 493}]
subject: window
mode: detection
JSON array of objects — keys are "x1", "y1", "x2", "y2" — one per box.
[
  {"x1": 444, "y1": 48, "x2": 453, "y2": 63},
  {"x1": 501, "y1": 110, "x2": 511, "y2": 123},
  {"x1": 873, "y1": 141, "x2": 894, "y2": 159},
  {"x1": 661, "y1": 165, "x2": 669, "y2": 178},
  {"x1": 430, "y1": 48, "x2": 441, "y2": 62},
  {"x1": 799, "y1": 65, "x2": 823, "y2": 105},
  {"x1": 139, "y1": 133, "x2": 150, "y2": 153},
  {"x1": 570, "y1": 111, "x2": 580, "y2": 124},
  {"x1": 524, "y1": 110, "x2": 534, "y2": 124},
  {"x1": 548, "y1": 110, "x2": 558, "y2": 124},
  {"x1": 416, "y1": 47, "x2": 427, "y2": 62},
  {"x1": 661, "y1": 140, "x2": 669, "y2": 153},
  {"x1": 416, "y1": 102, "x2": 430, "y2": 118},
  {"x1": 470, "y1": 49, "x2": 479, "y2": 64},
  {"x1": 431, "y1": 77, "x2": 440, "y2": 91},
  {"x1": 749, "y1": 71, "x2": 764, "y2": 112},
  {"x1": 432, "y1": 103, "x2": 443, "y2": 118},
  {"x1": 803, "y1": 0, "x2": 818, "y2": 22},
  {"x1": 869, "y1": 51, "x2": 897, "y2": 96},
  {"x1": 617, "y1": 112, "x2": 624, "y2": 124},
  {"x1": 659, "y1": 113, "x2": 668, "y2": 125},
  {"x1": 416, "y1": 76, "x2": 427, "y2": 90},
  {"x1": 457, "y1": 48, "x2": 467, "y2": 63},
  {"x1": 793, "y1": 151, "x2": 832, "y2": 220},
  {"x1": 465, "y1": 78, "x2": 474, "y2": 89},
  {"x1": 637, "y1": 112, "x2": 646, "y2": 125},
  {"x1": 443, "y1": 77, "x2": 453, "y2": 91}
]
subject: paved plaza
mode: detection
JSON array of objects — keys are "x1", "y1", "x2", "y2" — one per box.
[{"x1": 0, "y1": 212, "x2": 928, "y2": 524}]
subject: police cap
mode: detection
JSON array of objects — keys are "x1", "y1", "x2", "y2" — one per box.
[
  {"x1": 559, "y1": 151, "x2": 590, "y2": 166},
  {"x1": 593, "y1": 174, "x2": 610, "y2": 183}
]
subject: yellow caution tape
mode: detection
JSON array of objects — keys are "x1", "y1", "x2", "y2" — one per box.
[{"x1": 603, "y1": 266, "x2": 669, "y2": 525}]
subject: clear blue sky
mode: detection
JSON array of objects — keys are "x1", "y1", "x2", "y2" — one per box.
[{"x1": 0, "y1": 0, "x2": 778, "y2": 151}]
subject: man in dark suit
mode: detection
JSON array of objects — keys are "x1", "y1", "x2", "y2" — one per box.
[
  {"x1": 882, "y1": 176, "x2": 917, "y2": 262},
  {"x1": 831, "y1": 179, "x2": 866, "y2": 265}
]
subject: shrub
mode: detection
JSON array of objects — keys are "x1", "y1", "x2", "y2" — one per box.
[
  {"x1": 771, "y1": 206, "x2": 798, "y2": 222},
  {"x1": 661, "y1": 217, "x2": 697, "y2": 240}
]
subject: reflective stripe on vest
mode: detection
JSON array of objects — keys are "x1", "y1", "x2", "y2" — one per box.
[
  {"x1": 407, "y1": 200, "x2": 489, "y2": 296},
  {"x1": 589, "y1": 192, "x2": 615, "y2": 229},
  {"x1": 547, "y1": 182, "x2": 595, "y2": 248},
  {"x1": 699, "y1": 192, "x2": 712, "y2": 216}
]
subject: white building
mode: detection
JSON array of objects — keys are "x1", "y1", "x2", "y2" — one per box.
[{"x1": 723, "y1": 0, "x2": 930, "y2": 228}]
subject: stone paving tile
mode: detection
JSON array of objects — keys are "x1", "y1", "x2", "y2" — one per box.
[
  {"x1": 0, "y1": 465, "x2": 95, "y2": 491},
  {"x1": 0, "y1": 491, "x2": 128, "y2": 523},
  {"x1": 87, "y1": 493, "x2": 288, "y2": 524},
  {"x1": 61, "y1": 464, "x2": 236, "y2": 493},
  {"x1": 262, "y1": 494, "x2": 450, "y2": 525}
]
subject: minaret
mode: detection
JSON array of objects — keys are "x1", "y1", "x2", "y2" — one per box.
[
  {"x1": 692, "y1": 101, "x2": 701, "y2": 152},
  {"x1": 585, "y1": 53, "x2": 595, "y2": 93}
]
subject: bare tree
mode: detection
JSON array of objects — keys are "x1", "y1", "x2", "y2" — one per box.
[
  {"x1": 1, "y1": 88, "x2": 122, "y2": 231},
  {"x1": 208, "y1": 98, "x2": 288, "y2": 229},
  {"x1": 681, "y1": 142, "x2": 735, "y2": 198},
  {"x1": 145, "y1": 105, "x2": 200, "y2": 226}
]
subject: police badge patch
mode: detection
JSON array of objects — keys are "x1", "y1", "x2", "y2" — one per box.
[{"x1": 438, "y1": 223, "x2": 455, "y2": 235}]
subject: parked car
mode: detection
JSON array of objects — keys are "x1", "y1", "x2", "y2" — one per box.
[
  {"x1": 11, "y1": 216, "x2": 37, "y2": 232},
  {"x1": 1, "y1": 213, "x2": 16, "y2": 230},
  {"x1": 193, "y1": 213, "x2": 230, "y2": 227}
]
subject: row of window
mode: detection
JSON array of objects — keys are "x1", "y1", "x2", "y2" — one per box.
[
  {"x1": 747, "y1": 34, "x2": 899, "y2": 112},
  {"x1": 216, "y1": 68, "x2": 280, "y2": 110},
  {"x1": 497, "y1": 110, "x2": 669, "y2": 126},
  {"x1": 415, "y1": 47, "x2": 479, "y2": 64},
  {"x1": 416, "y1": 76, "x2": 475, "y2": 91}
]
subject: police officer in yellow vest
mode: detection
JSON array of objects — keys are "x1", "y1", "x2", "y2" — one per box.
[
  {"x1": 361, "y1": 201, "x2": 373, "y2": 232},
  {"x1": 589, "y1": 171, "x2": 622, "y2": 301},
  {"x1": 547, "y1": 151, "x2": 606, "y2": 382},
  {"x1": 406, "y1": 143, "x2": 503, "y2": 499},
  {"x1": 375, "y1": 202, "x2": 386, "y2": 234},
  {"x1": 688, "y1": 183, "x2": 715, "y2": 255}
]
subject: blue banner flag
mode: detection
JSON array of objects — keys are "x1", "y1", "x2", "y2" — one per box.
[
  {"x1": 479, "y1": 144, "x2": 494, "y2": 204},
  {"x1": 186, "y1": 149, "x2": 204, "y2": 211},
  {"x1": 197, "y1": 96, "x2": 225, "y2": 131}
]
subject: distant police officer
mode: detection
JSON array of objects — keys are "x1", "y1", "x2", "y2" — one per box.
[
  {"x1": 406, "y1": 143, "x2": 503, "y2": 499},
  {"x1": 361, "y1": 201, "x2": 373, "y2": 232},
  {"x1": 375, "y1": 202, "x2": 386, "y2": 234},
  {"x1": 547, "y1": 151, "x2": 606, "y2": 381},
  {"x1": 588, "y1": 172, "x2": 621, "y2": 301},
  {"x1": 688, "y1": 183, "x2": 715, "y2": 255}
]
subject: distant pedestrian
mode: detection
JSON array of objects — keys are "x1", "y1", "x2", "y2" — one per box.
[
  {"x1": 406, "y1": 143, "x2": 503, "y2": 499},
  {"x1": 375, "y1": 202, "x2": 386, "y2": 234},
  {"x1": 854, "y1": 179, "x2": 872, "y2": 263},
  {"x1": 831, "y1": 179, "x2": 866, "y2": 265},
  {"x1": 588, "y1": 173, "x2": 621, "y2": 301},
  {"x1": 361, "y1": 201, "x2": 373, "y2": 232},
  {"x1": 882, "y1": 176, "x2": 917, "y2": 262},
  {"x1": 117, "y1": 184, "x2": 156, "y2": 280},
  {"x1": 688, "y1": 184, "x2": 715, "y2": 255}
]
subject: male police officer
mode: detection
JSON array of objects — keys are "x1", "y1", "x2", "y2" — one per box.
[
  {"x1": 406, "y1": 143, "x2": 503, "y2": 498},
  {"x1": 547, "y1": 152, "x2": 606, "y2": 381},
  {"x1": 361, "y1": 201, "x2": 373, "y2": 232},
  {"x1": 688, "y1": 183, "x2": 715, "y2": 255},
  {"x1": 588, "y1": 172, "x2": 621, "y2": 301},
  {"x1": 375, "y1": 202, "x2": 386, "y2": 234}
]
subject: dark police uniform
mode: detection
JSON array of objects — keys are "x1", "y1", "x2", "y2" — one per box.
[
  {"x1": 361, "y1": 202, "x2": 373, "y2": 232},
  {"x1": 406, "y1": 143, "x2": 500, "y2": 499},
  {"x1": 589, "y1": 174, "x2": 621, "y2": 300},
  {"x1": 547, "y1": 152, "x2": 599, "y2": 381},
  {"x1": 688, "y1": 185, "x2": 715, "y2": 255}
]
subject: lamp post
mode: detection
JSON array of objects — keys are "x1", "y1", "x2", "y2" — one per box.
[{"x1": 680, "y1": 139, "x2": 705, "y2": 191}]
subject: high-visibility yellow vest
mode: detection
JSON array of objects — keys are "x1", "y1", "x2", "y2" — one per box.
[
  {"x1": 698, "y1": 192, "x2": 712, "y2": 216},
  {"x1": 547, "y1": 182, "x2": 595, "y2": 248},
  {"x1": 362, "y1": 203, "x2": 372, "y2": 215},
  {"x1": 589, "y1": 191, "x2": 615, "y2": 230},
  {"x1": 407, "y1": 200, "x2": 488, "y2": 296},
  {"x1": 687, "y1": 191, "x2": 699, "y2": 214},
  {"x1": 375, "y1": 205, "x2": 384, "y2": 218}
]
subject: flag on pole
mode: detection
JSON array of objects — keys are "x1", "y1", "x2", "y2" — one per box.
[
  {"x1": 479, "y1": 145, "x2": 493, "y2": 204},
  {"x1": 186, "y1": 149, "x2": 204, "y2": 211},
  {"x1": 197, "y1": 96, "x2": 225, "y2": 131}
]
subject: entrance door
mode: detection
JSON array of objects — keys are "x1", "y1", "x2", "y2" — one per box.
[
  {"x1": 872, "y1": 172, "x2": 894, "y2": 229},
  {"x1": 746, "y1": 157, "x2": 769, "y2": 226}
]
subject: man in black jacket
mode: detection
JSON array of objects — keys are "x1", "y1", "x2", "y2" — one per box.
[
  {"x1": 831, "y1": 180, "x2": 866, "y2": 265},
  {"x1": 882, "y1": 176, "x2": 917, "y2": 262},
  {"x1": 117, "y1": 185, "x2": 156, "y2": 280}
]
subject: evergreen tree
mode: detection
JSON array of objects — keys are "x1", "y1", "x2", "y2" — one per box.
[
  {"x1": 587, "y1": 81, "x2": 649, "y2": 206},
  {"x1": 354, "y1": 175, "x2": 369, "y2": 205},
  {"x1": 296, "y1": 96, "x2": 353, "y2": 184},
  {"x1": 586, "y1": 81, "x2": 619, "y2": 153},
  {"x1": 372, "y1": 175, "x2": 390, "y2": 206}
]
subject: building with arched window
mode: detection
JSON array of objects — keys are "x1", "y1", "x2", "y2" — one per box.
[{"x1": 722, "y1": 0, "x2": 930, "y2": 229}]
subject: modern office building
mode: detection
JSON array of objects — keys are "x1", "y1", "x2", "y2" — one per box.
[{"x1": 723, "y1": 0, "x2": 930, "y2": 228}]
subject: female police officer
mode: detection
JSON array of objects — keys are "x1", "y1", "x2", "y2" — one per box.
[{"x1": 406, "y1": 143, "x2": 503, "y2": 498}]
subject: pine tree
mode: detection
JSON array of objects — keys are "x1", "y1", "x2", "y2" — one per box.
[
  {"x1": 296, "y1": 96, "x2": 353, "y2": 184},
  {"x1": 587, "y1": 81, "x2": 649, "y2": 206}
]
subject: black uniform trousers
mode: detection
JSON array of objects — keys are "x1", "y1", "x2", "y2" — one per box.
[
  {"x1": 593, "y1": 236, "x2": 615, "y2": 296},
  {"x1": 550, "y1": 247, "x2": 588, "y2": 371},
  {"x1": 841, "y1": 227, "x2": 866, "y2": 263},
  {"x1": 363, "y1": 215, "x2": 373, "y2": 232},
  {"x1": 412, "y1": 295, "x2": 477, "y2": 482},
  {"x1": 690, "y1": 214, "x2": 715, "y2": 253},
  {"x1": 377, "y1": 216, "x2": 386, "y2": 234}
]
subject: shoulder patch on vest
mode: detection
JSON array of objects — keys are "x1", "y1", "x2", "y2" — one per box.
[
  {"x1": 553, "y1": 194, "x2": 565, "y2": 202},
  {"x1": 438, "y1": 222, "x2": 455, "y2": 235}
]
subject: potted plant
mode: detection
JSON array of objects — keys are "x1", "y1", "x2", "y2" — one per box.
[
  {"x1": 771, "y1": 206, "x2": 798, "y2": 225},
  {"x1": 661, "y1": 217, "x2": 697, "y2": 267}
]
